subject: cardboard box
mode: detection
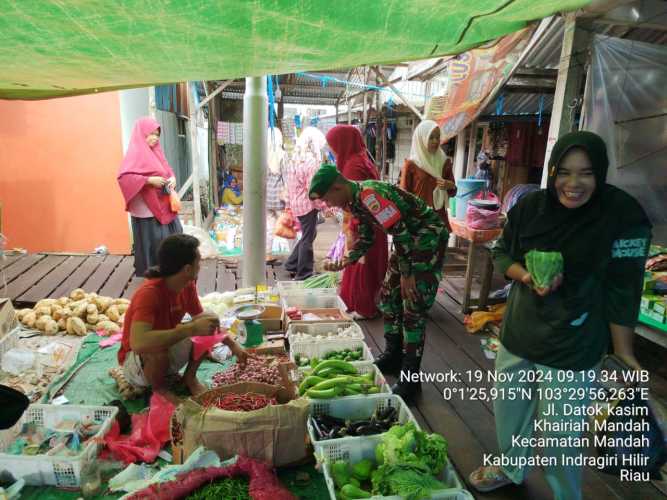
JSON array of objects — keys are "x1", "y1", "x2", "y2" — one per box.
[{"x1": 0, "y1": 299, "x2": 17, "y2": 340}]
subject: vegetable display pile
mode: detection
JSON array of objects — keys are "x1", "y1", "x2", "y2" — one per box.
[
  {"x1": 330, "y1": 422, "x2": 449, "y2": 500},
  {"x1": 311, "y1": 405, "x2": 398, "y2": 441},
  {"x1": 186, "y1": 476, "x2": 251, "y2": 500},
  {"x1": 200, "y1": 392, "x2": 277, "y2": 412},
  {"x1": 289, "y1": 325, "x2": 363, "y2": 344},
  {"x1": 16, "y1": 289, "x2": 127, "y2": 336},
  {"x1": 298, "y1": 360, "x2": 382, "y2": 399},
  {"x1": 302, "y1": 272, "x2": 339, "y2": 289},
  {"x1": 525, "y1": 250, "x2": 564, "y2": 289},
  {"x1": 211, "y1": 355, "x2": 284, "y2": 387},
  {"x1": 294, "y1": 347, "x2": 364, "y2": 368}
]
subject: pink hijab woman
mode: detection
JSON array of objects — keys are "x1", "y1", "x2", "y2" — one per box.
[{"x1": 118, "y1": 117, "x2": 182, "y2": 277}]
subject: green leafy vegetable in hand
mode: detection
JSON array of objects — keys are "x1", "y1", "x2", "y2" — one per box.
[
  {"x1": 303, "y1": 272, "x2": 340, "y2": 288},
  {"x1": 525, "y1": 250, "x2": 563, "y2": 289},
  {"x1": 371, "y1": 463, "x2": 446, "y2": 500}
]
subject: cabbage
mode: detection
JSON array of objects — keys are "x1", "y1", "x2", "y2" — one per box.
[{"x1": 525, "y1": 250, "x2": 564, "y2": 289}]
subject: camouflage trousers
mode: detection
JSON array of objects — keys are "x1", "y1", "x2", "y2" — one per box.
[{"x1": 378, "y1": 236, "x2": 447, "y2": 355}]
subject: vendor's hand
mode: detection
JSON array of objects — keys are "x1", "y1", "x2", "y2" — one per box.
[
  {"x1": 189, "y1": 314, "x2": 220, "y2": 336},
  {"x1": 231, "y1": 345, "x2": 254, "y2": 370},
  {"x1": 148, "y1": 176, "x2": 168, "y2": 188},
  {"x1": 400, "y1": 275, "x2": 418, "y2": 303},
  {"x1": 167, "y1": 177, "x2": 176, "y2": 191}
]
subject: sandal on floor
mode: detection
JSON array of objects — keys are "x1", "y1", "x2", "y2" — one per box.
[{"x1": 469, "y1": 465, "x2": 513, "y2": 493}]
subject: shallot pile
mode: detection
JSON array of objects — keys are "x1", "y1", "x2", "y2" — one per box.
[{"x1": 211, "y1": 356, "x2": 282, "y2": 387}]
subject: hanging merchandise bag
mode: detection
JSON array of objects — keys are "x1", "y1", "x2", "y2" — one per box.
[{"x1": 274, "y1": 209, "x2": 297, "y2": 239}]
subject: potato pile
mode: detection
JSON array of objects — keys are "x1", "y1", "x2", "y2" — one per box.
[{"x1": 15, "y1": 288, "x2": 129, "y2": 336}]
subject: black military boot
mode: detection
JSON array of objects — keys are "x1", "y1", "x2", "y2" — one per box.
[
  {"x1": 374, "y1": 334, "x2": 403, "y2": 376},
  {"x1": 391, "y1": 347, "x2": 422, "y2": 403}
]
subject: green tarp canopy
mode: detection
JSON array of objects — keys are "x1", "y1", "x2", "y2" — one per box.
[{"x1": 0, "y1": 0, "x2": 588, "y2": 100}]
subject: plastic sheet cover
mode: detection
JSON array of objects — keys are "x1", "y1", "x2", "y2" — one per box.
[
  {"x1": 0, "y1": 0, "x2": 587, "y2": 100},
  {"x1": 582, "y1": 35, "x2": 667, "y2": 243}
]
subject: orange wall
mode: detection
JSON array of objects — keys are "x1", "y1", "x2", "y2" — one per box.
[{"x1": 0, "y1": 92, "x2": 131, "y2": 254}]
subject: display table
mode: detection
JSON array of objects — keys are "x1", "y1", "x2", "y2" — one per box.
[{"x1": 445, "y1": 216, "x2": 503, "y2": 313}]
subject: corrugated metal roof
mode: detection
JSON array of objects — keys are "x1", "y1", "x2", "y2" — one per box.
[{"x1": 482, "y1": 93, "x2": 554, "y2": 117}]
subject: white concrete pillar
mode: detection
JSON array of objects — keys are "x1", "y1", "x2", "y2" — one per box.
[{"x1": 242, "y1": 77, "x2": 268, "y2": 287}]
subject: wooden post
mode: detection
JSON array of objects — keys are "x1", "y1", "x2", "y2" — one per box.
[
  {"x1": 148, "y1": 86, "x2": 157, "y2": 118},
  {"x1": 187, "y1": 82, "x2": 202, "y2": 228},
  {"x1": 541, "y1": 13, "x2": 593, "y2": 186},
  {"x1": 466, "y1": 121, "x2": 478, "y2": 178}
]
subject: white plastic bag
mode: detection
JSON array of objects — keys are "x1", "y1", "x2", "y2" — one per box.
[{"x1": 1, "y1": 348, "x2": 35, "y2": 375}]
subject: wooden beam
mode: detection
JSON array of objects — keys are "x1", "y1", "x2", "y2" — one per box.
[
  {"x1": 197, "y1": 80, "x2": 232, "y2": 110},
  {"x1": 466, "y1": 121, "x2": 478, "y2": 178},
  {"x1": 541, "y1": 14, "x2": 593, "y2": 186},
  {"x1": 371, "y1": 66, "x2": 425, "y2": 121}
]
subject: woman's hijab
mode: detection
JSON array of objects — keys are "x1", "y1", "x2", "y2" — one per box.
[
  {"x1": 223, "y1": 174, "x2": 241, "y2": 196},
  {"x1": 294, "y1": 126, "x2": 327, "y2": 162},
  {"x1": 408, "y1": 120, "x2": 446, "y2": 179},
  {"x1": 325, "y1": 125, "x2": 378, "y2": 180},
  {"x1": 117, "y1": 117, "x2": 174, "y2": 221}
]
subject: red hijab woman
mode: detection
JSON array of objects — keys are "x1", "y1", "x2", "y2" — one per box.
[
  {"x1": 326, "y1": 125, "x2": 389, "y2": 319},
  {"x1": 117, "y1": 117, "x2": 182, "y2": 277}
]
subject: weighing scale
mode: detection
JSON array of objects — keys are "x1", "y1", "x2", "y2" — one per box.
[{"x1": 234, "y1": 304, "x2": 266, "y2": 347}]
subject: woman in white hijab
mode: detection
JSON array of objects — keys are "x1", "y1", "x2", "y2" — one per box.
[{"x1": 400, "y1": 120, "x2": 457, "y2": 231}]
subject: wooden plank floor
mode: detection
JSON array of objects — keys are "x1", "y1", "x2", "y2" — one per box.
[
  {"x1": 1, "y1": 253, "x2": 286, "y2": 305},
  {"x1": 2, "y1": 253, "x2": 664, "y2": 499}
]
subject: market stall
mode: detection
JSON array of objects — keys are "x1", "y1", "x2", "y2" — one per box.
[{"x1": 0, "y1": 275, "x2": 470, "y2": 499}]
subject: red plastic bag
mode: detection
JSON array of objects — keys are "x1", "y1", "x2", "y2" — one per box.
[
  {"x1": 191, "y1": 332, "x2": 227, "y2": 361},
  {"x1": 466, "y1": 192, "x2": 500, "y2": 230},
  {"x1": 104, "y1": 393, "x2": 175, "y2": 464},
  {"x1": 125, "y1": 456, "x2": 296, "y2": 500},
  {"x1": 169, "y1": 189, "x2": 182, "y2": 213},
  {"x1": 274, "y1": 209, "x2": 297, "y2": 239}
]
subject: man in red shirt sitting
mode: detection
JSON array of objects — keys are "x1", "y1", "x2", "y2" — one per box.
[{"x1": 118, "y1": 234, "x2": 248, "y2": 403}]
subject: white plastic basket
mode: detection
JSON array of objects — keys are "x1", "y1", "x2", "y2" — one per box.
[
  {"x1": 276, "y1": 280, "x2": 306, "y2": 296},
  {"x1": 282, "y1": 289, "x2": 345, "y2": 310},
  {"x1": 319, "y1": 435, "x2": 472, "y2": 500},
  {"x1": 287, "y1": 321, "x2": 364, "y2": 346},
  {"x1": 296, "y1": 362, "x2": 391, "y2": 400},
  {"x1": 308, "y1": 394, "x2": 418, "y2": 455},
  {"x1": 0, "y1": 404, "x2": 118, "y2": 486},
  {"x1": 0, "y1": 327, "x2": 20, "y2": 363},
  {"x1": 290, "y1": 339, "x2": 374, "y2": 372}
]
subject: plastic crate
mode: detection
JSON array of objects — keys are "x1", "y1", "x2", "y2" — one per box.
[
  {"x1": 319, "y1": 435, "x2": 472, "y2": 500},
  {"x1": 282, "y1": 289, "x2": 345, "y2": 310},
  {"x1": 0, "y1": 327, "x2": 20, "y2": 364},
  {"x1": 308, "y1": 394, "x2": 418, "y2": 455},
  {"x1": 276, "y1": 280, "x2": 306, "y2": 296},
  {"x1": 290, "y1": 339, "x2": 374, "y2": 372},
  {"x1": 296, "y1": 362, "x2": 391, "y2": 400},
  {"x1": 0, "y1": 404, "x2": 118, "y2": 486},
  {"x1": 287, "y1": 322, "x2": 364, "y2": 345}
]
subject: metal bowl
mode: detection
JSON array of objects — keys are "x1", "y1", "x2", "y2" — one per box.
[{"x1": 234, "y1": 304, "x2": 266, "y2": 320}]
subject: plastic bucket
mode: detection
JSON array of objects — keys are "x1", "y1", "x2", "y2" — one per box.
[{"x1": 455, "y1": 178, "x2": 485, "y2": 220}]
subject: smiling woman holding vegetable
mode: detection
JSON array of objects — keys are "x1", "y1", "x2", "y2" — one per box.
[{"x1": 470, "y1": 131, "x2": 652, "y2": 499}]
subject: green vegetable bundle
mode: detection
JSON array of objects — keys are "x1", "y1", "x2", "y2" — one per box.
[
  {"x1": 186, "y1": 476, "x2": 250, "y2": 500},
  {"x1": 375, "y1": 422, "x2": 448, "y2": 475},
  {"x1": 525, "y1": 250, "x2": 563, "y2": 289},
  {"x1": 297, "y1": 360, "x2": 381, "y2": 398},
  {"x1": 302, "y1": 272, "x2": 339, "y2": 289}
]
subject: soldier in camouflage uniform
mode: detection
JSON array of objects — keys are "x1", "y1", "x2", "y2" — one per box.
[{"x1": 309, "y1": 164, "x2": 448, "y2": 400}]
